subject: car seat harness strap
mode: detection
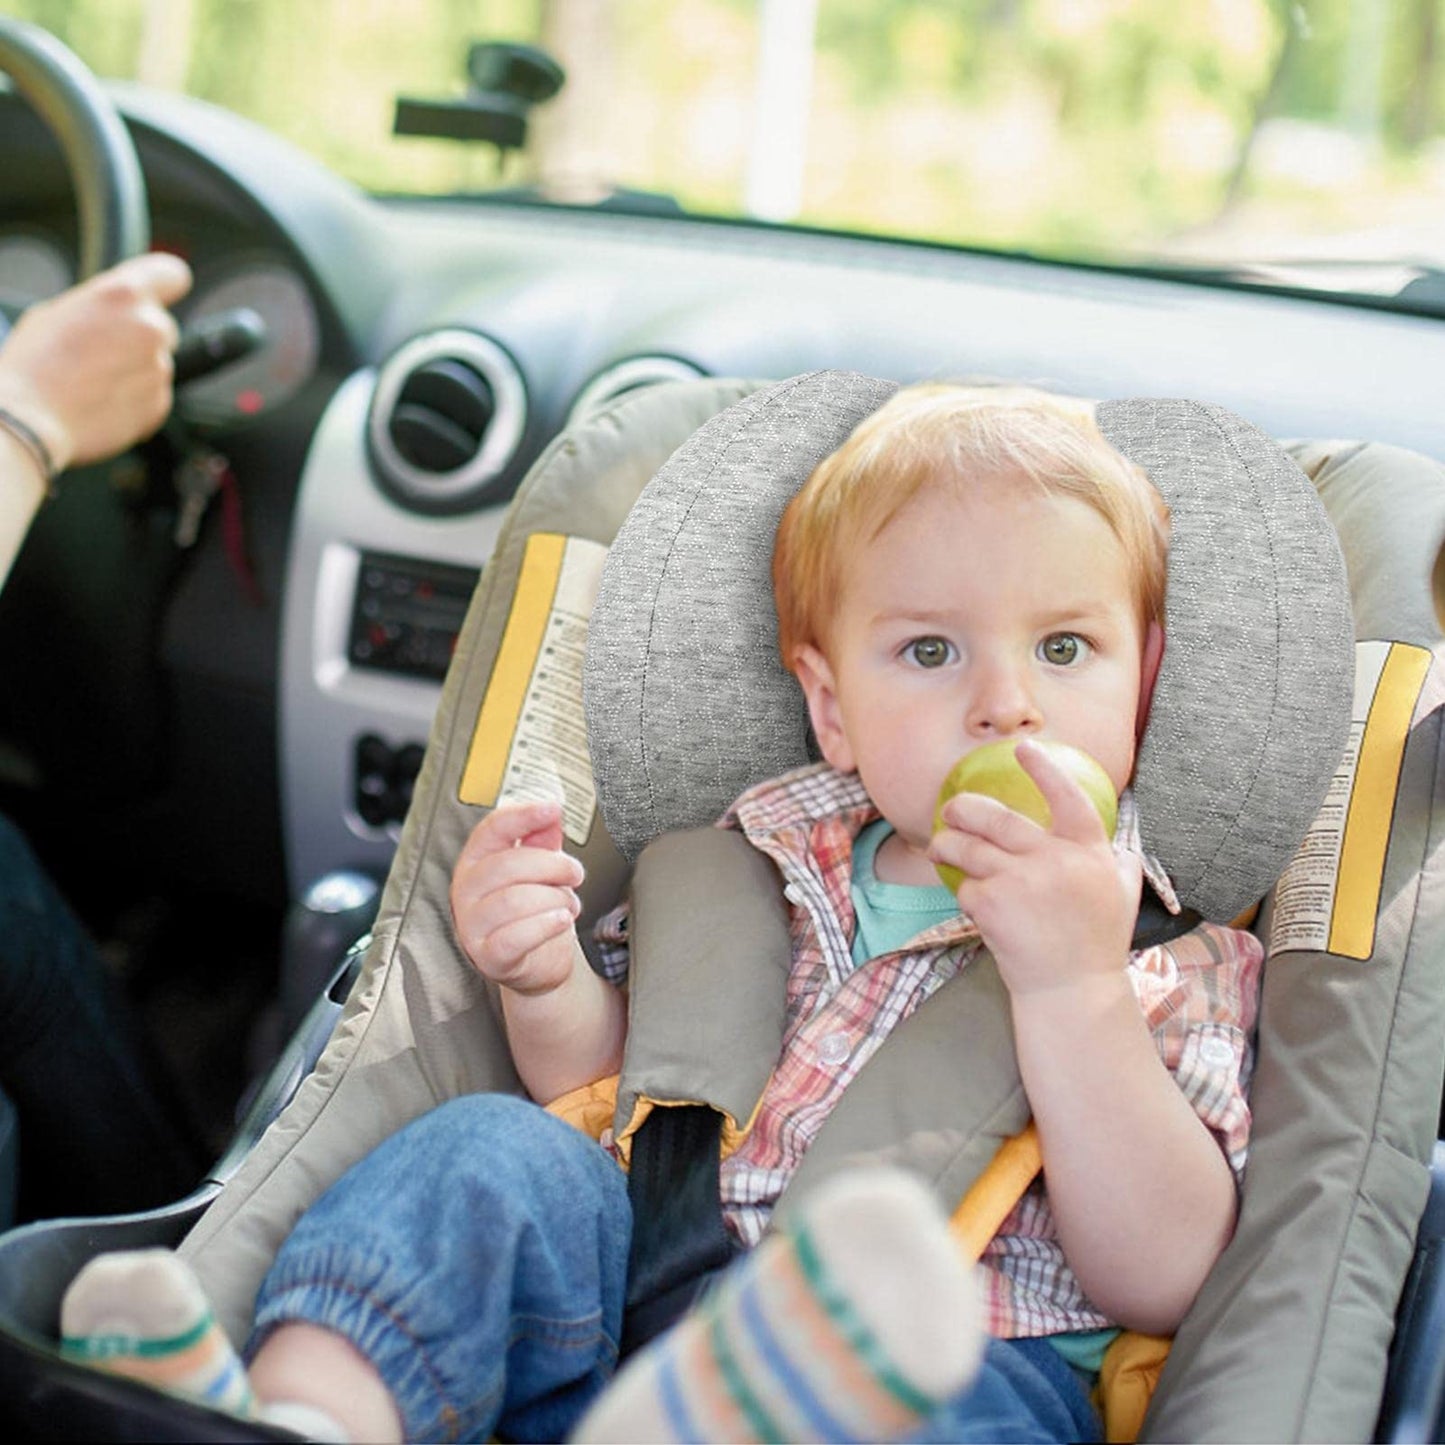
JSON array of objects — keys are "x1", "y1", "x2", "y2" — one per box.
[
  {"x1": 622, "y1": 1103, "x2": 741, "y2": 1355},
  {"x1": 617, "y1": 878, "x2": 1197, "y2": 1357}
]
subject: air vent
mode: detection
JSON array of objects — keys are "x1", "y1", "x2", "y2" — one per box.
[
  {"x1": 367, "y1": 330, "x2": 527, "y2": 512},
  {"x1": 567, "y1": 356, "x2": 706, "y2": 427}
]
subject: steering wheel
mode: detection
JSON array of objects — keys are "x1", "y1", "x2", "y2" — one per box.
[
  {"x1": 0, "y1": 22, "x2": 263, "y2": 396},
  {"x1": 0, "y1": 16, "x2": 148, "y2": 278}
]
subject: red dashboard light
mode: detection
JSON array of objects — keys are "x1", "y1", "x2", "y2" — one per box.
[{"x1": 236, "y1": 388, "x2": 265, "y2": 415}]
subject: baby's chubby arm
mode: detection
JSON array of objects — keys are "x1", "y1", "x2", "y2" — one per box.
[
  {"x1": 450, "y1": 798, "x2": 627, "y2": 1105},
  {"x1": 929, "y1": 740, "x2": 1237, "y2": 1335}
]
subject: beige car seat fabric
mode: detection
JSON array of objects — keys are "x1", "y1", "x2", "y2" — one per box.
[
  {"x1": 180, "y1": 370, "x2": 1437, "y2": 1445},
  {"x1": 180, "y1": 378, "x2": 765, "y2": 1346},
  {"x1": 1291, "y1": 439, "x2": 1445, "y2": 646},
  {"x1": 1145, "y1": 643, "x2": 1445, "y2": 1443},
  {"x1": 1141, "y1": 447, "x2": 1445, "y2": 1442}
]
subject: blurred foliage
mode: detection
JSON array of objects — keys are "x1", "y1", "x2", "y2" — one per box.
[{"x1": 2, "y1": 0, "x2": 1443, "y2": 264}]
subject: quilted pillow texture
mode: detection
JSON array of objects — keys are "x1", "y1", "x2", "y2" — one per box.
[{"x1": 585, "y1": 371, "x2": 1354, "y2": 924}]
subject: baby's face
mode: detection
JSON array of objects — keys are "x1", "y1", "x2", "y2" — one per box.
[{"x1": 794, "y1": 478, "x2": 1148, "y2": 886}]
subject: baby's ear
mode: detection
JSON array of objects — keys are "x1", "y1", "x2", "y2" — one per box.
[
  {"x1": 792, "y1": 644, "x2": 856, "y2": 775},
  {"x1": 1136, "y1": 622, "x2": 1165, "y2": 740}
]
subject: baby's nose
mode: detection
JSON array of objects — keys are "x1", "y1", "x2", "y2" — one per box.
[{"x1": 967, "y1": 669, "x2": 1043, "y2": 736}]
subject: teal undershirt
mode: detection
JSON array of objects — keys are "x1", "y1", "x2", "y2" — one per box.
[
  {"x1": 848, "y1": 819, "x2": 958, "y2": 966},
  {"x1": 847, "y1": 819, "x2": 1120, "y2": 1378}
]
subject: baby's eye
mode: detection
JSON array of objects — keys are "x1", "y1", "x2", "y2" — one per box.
[
  {"x1": 1039, "y1": 633, "x2": 1089, "y2": 666},
  {"x1": 905, "y1": 636, "x2": 955, "y2": 669}
]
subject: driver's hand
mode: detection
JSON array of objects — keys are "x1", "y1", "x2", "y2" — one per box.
[{"x1": 0, "y1": 252, "x2": 192, "y2": 476}]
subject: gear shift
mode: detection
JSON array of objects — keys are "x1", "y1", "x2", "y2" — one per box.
[{"x1": 279, "y1": 870, "x2": 381, "y2": 1036}]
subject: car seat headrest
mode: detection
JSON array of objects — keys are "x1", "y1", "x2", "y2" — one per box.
[
  {"x1": 584, "y1": 371, "x2": 1355, "y2": 923},
  {"x1": 1288, "y1": 438, "x2": 1445, "y2": 646}
]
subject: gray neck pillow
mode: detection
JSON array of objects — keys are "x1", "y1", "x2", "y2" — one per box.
[{"x1": 583, "y1": 370, "x2": 1355, "y2": 923}]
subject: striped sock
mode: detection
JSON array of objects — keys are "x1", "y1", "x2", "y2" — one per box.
[
  {"x1": 576, "y1": 1167, "x2": 983, "y2": 1443},
  {"x1": 61, "y1": 1249, "x2": 255, "y2": 1414},
  {"x1": 61, "y1": 1249, "x2": 353, "y2": 1439}
]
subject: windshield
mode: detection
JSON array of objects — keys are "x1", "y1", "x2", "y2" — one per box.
[{"x1": 6, "y1": 0, "x2": 1444, "y2": 302}]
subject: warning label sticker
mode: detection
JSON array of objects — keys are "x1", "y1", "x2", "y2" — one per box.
[
  {"x1": 1269, "y1": 640, "x2": 1433, "y2": 960},
  {"x1": 459, "y1": 534, "x2": 608, "y2": 846},
  {"x1": 1267, "y1": 726, "x2": 1360, "y2": 956}
]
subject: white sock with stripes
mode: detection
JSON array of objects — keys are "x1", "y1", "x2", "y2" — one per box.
[
  {"x1": 60, "y1": 1248, "x2": 348, "y2": 1440},
  {"x1": 576, "y1": 1167, "x2": 983, "y2": 1443}
]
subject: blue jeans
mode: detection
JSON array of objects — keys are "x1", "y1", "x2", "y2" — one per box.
[
  {"x1": 0, "y1": 815, "x2": 203, "y2": 1221},
  {"x1": 248, "y1": 1094, "x2": 632, "y2": 1443},
  {"x1": 249, "y1": 1092, "x2": 1098, "y2": 1444},
  {"x1": 908, "y1": 1336, "x2": 1101, "y2": 1443}
]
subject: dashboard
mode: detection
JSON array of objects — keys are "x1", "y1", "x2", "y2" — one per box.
[{"x1": 0, "y1": 79, "x2": 1440, "y2": 929}]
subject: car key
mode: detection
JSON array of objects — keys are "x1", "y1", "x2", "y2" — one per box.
[{"x1": 172, "y1": 447, "x2": 228, "y2": 548}]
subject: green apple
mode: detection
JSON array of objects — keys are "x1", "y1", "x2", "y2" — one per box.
[{"x1": 932, "y1": 739, "x2": 1119, "y2": 891}]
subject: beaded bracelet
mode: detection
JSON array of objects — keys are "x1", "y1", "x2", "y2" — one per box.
[{"x1": 0, "y1": 405, "x2": 57, "y2": 494}]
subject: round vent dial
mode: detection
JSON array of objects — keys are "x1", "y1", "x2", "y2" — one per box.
[
  {"x1": 368, "y1": 330, "x2": 527, "y2": 512},
  {"x1": 567, "y1": 356, "x2": 705, "y2": 426},
  {"x1": 389, "y1": 357, "x2": 495, "y2": 471}
]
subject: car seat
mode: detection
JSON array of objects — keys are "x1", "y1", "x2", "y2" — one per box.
[{"x1": 0, "y1": 372, "x2": 1441, "y2": 1444}]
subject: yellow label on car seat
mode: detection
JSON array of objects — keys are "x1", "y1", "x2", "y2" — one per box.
[
  {"x1": 459, "y1": 532, "x2": 608, "y2": 846},
  {"x1": 1270, "y1": 640, "x2": 1433, "y2": 960}
]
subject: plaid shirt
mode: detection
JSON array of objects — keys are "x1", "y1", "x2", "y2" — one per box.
[{"x1": 595, "y1": 761, "x2": 1262, "y2": 1340}]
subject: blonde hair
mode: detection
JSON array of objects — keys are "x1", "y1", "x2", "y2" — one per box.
[{"x1": 772, "y1": 384, "x2": 1170, "y2": 665}]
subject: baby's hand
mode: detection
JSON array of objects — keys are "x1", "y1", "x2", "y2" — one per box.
[
  {"x1": 928, "y1": 740, "x2": 1139, "y2": 997},
  {"x1": 450, "y1": 799, "x2": 585, "y2": 996}
]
